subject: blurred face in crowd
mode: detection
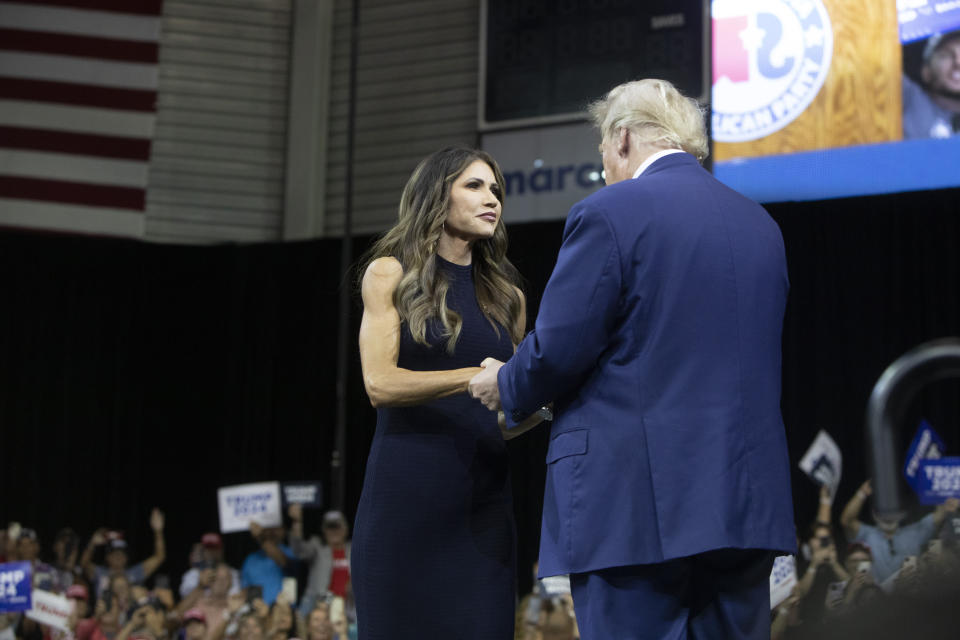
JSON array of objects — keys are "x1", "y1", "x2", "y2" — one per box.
[
  {"x1": 541, "y1": 599, "x2": 577, "y2": 640},
  {"x1": 106, "y1": 548, "x2": 128, "y2": 571},
  {"x1": 330, "y1": 611, "x2": 348, "y2": 639},
  {"x1": 238, "y1": 614, "x2": 264, "y2": 640},
  {"x1": 211, "y1": 564, "x2": 232, "y2": 598},
  {"x1": 69, "y1": 596, "x2": 89, "y2": 619},
  {"x1": 307, "y1": 608, "x2": 329, "y2": 637},
  {"x1": 872, "y1": 510, "x2": 904, "y2": 535},
  {"x1": 203, "y1": 545, "x2": 224, "y2": 564},
  {"x1": 17, "y1": 537, "x2": 39, "y2": 562},
  {"x1": 271, "y1": 604, "x2": 292, "y2": 632},
  {"x1": 96, "y1": 595, "x2": 116, "y2": 626},
  {"x1": 184, "y1": 620, "x2": 206, "y2": 640},
  {"x1": 53, "y1": 537, "x2": 68, "y2": 564},
  {"x1": 307, "y1": 610, "x2": 333, "y2": 640},
  {"x1": 110, "y1": 574, "x2": 131, "y2": 602},
  {"x1": 260, "y1": 527, "x2": 285, "y2": 544},
  {"x1": 322, "y1": 520, "x2": 348, "y2": 546},
  {"x1": 924, "y1": 36, "x2": 960, "y2": 96},
  {"x1": 845, "y1": 547, "x2": 872, "y2": 576},
  {"x1": 143, "y1": 605, "x2": 165, "y2": 636},
  {"x1": 54, "y1": 530, "x2": 78, "y2": 564},
  {"x1": 808, "y1": 524, "x2": 833, "y2": 552}
]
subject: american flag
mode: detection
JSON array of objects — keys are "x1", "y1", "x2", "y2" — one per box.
[{"x1": 0, "y1": 0, "x2": 163, "y2": 237}]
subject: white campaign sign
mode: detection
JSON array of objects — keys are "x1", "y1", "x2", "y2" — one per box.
[
  {"x1": 218, "y1": 482, "x2": 283, "y2": 534},
  {"x1": 26, "y1": 590, "x2": 74, "y2": 632},
  {"x1": 798, "y1": 430, "x2": 843, "y2": 499},
  {"x1": 769, "y1": 555, "x2": 797, "y2": 609}
]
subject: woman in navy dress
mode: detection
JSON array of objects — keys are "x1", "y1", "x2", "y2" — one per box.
[{"x1": 352, "y1": 147, "x2": 544, "y2": 638}]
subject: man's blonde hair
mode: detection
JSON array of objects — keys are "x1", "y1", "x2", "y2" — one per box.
[{"x1": 588, "y1": 79, "x2": 709, "y2": 162}]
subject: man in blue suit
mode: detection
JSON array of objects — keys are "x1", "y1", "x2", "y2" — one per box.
[{"x1": 469, "y1": 79, "x2": 795, "y2": 639}]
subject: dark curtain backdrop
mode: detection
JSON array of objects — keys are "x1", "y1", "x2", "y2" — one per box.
[{"x1": 2, "y1": 185, "x2": 959, "y2": 597}]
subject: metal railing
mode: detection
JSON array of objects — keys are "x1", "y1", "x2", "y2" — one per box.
[{"x1": 866, "y1": 338, "x2": 960, "y2": 519}]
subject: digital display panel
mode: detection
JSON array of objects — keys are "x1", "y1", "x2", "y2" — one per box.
[
  {"x1": 481, "y1": 0, "x2": 708, "y2": 128},
  {"x1": 481, "y1": 1, "x2": 960, "y2": 203},
  {"x1": 712, "y1": 0, "x2": 960, "y2": 202}
]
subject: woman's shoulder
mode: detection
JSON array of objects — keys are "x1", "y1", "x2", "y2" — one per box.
[
  {"x1": 365, "y1": 255, "x2": 403, "y2": 278},
  {"x1": 361, "y1": 256, "x2": 403, "y2": 300}
]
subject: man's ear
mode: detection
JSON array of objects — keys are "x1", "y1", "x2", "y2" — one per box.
[{"x1": 617, "y1": 127, "x2": 631, "y2": 158}]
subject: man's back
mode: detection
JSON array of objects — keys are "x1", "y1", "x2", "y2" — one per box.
[
  {"x1": 484, "y1": 77, "x2": 796, "y2": 640},
  {"x1": 533, "y1": 152, "x2": 795, "y2": 575}
]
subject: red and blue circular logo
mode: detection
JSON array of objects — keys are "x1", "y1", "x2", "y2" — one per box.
[{"x1": 712, "y1": 0, "x2": 833, "y2": 142}]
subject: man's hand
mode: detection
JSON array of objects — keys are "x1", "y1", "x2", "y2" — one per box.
[
  {"x1": 249, "y1": 521, "x2": 263, "y2": 541},
  {"x1": 150, "y1": 508, "x2": 165, "y2": 533},
  {"x1": 199, "y1": 568, "x2": 215, "y2": 589},
  {"x1": 251, "y1": 598, "x2": 269, "y2": 620},
  {"x1": 468, "y1": 358, "x2": 504, "y2": 411},
  {"x1": 91, "y1": 528, "x2": 108, "y2": 546},
  {"x1": 131, "y1": 606, "x2": 150, "y2": 627},
  {"x1": 227, "y1": 592, "x2": 245, "y2": 614},
  {"x1": 288, "y1": 504, "x2": 302, "y2": 523},
  {"x1": 810, "y1": 545, "x2": 829, "y2": 567},
  {"x1": 820, "y1": 483, "x2": 831, "y2": 503}
]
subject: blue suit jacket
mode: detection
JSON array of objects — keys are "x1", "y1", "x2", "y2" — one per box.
[{"x1": 498, "y1": 153, "x2": 796, "y2": 577}]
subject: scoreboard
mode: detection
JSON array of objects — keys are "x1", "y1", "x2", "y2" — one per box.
[{"x1": 480, "y1": 0, "x2": 710, "y2": 129}]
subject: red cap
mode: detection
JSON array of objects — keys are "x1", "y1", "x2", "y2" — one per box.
[
  {"x1": 183, "y1": 609, "x2": 206, "y2": 625},
  {"x1": 201, "y1": 533, "x2": 222, "y2": 548},
  {"x1": 66, "y1": 584, "x2": 89, "y2": 600}
]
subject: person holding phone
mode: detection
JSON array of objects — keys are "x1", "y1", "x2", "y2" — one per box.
[
  {"x1": 793, "y1": 523, "x2": 849, "y2": 625},
  {"x1": 241, "y1": 523, "x2": 295, "y2": 606},
  {"x1": 179, "y1": 534, "x2": 241, "y2": 599},
  {"x1": 80, "y1": 508, "x2": 166, "y2": 598},
  {"x1": 288, "y1": 505, "x2": 352, "y2": 619},
  {"x1": 175, "y1": 563, "x2": 235, "y2": 637},
  {"x1": 113, "y1": 599, "x2": 167, "y2": 640},
  {"x1": 840, "y1": 480, "x2": 960, "y2": 583}
]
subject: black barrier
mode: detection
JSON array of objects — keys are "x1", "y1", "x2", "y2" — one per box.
[{"x1": 866, "y1": 338, "x2": 960, "y2": 519}]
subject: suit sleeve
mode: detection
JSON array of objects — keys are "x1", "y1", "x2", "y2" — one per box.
[{"x1": 498, "y1": 202, "x2": 621, "y2": 427}]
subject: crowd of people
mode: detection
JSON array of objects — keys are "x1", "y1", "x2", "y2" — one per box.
[
  {"x1": 772, "y1": 482, "x2": 960, "y2": 639},
  {"x1": 0, "y1": 506, "x2": 355, "y2": 640},
  {"x1": 4, "y1": 484, "x2": 960, "y2": 640}
]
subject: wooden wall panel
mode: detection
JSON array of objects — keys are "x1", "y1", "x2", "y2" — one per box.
[{"x1": 714, "y1": 0, "x2": 902, "y2": 161}]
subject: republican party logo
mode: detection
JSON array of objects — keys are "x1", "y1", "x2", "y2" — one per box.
[{"x1": 712, "y1": 0, "x2": 833, "y2": 142}]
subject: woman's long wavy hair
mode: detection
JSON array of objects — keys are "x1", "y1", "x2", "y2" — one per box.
[{"x1": 358, "y1": 147, "x2": 523, "y2": 353}]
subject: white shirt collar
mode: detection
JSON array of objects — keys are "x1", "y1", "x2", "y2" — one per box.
[{"x1": 632, "y1": 149, "x2": 685, "y2": 179}]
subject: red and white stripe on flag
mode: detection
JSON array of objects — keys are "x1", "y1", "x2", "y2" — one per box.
[{"x1": 0, "y1": 0, "x2": 163, "y2": 236}]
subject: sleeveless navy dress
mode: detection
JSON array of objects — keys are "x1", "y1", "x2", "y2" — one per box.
[{"x1": 351, "y1": 256, "x2": 517, "y2": 639}]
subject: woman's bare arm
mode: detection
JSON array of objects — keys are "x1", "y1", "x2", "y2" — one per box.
[{"x1": 359, "y1": 257, "x2": 481, "y2": 407}]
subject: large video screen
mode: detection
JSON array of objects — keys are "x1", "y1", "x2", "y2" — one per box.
[{"x1": 712, "y1": 0, "x2": 960, "y2": 202}]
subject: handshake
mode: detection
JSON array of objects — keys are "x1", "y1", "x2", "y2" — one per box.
[{"x1": 468, "y1": 357, "x2": 505, "y2": 410}]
